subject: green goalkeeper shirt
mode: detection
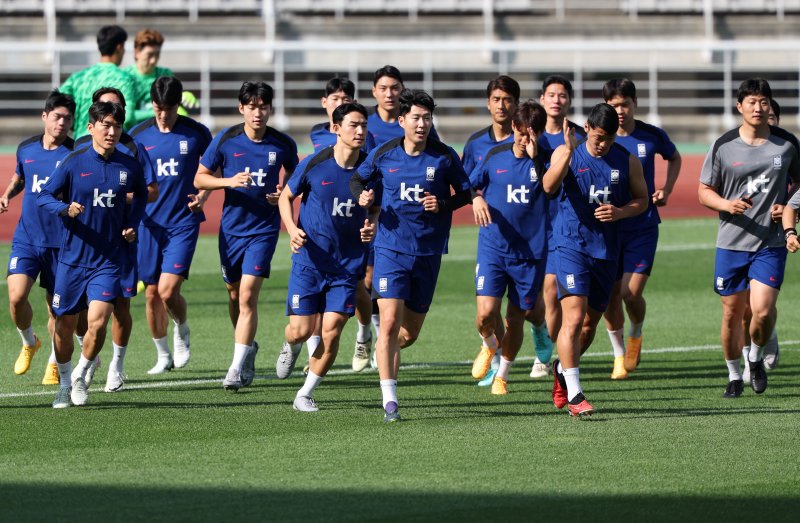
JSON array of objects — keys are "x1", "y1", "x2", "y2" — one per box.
[
  {"x1": 123, "y1": 64, "x2": 174, "y2": 127},
  {"x1": 60, "y1": 62, "x2": 137, "y2": 137}
]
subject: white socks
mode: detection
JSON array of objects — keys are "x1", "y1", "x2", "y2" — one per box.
[
  {"x1": 480, "y1": 333, "x2": 498, "y2": 350},
  {"x1": 726, "y1": 359, "x2": 742, "y2": 381},
  {"x1": 110, "y1": 343, "x2": 127, "y2": 374},
  {"x1": 48, "y1": 341, "x2": 56, "y2": 364},
  {"x1": 749, "y1": 342, "x2": 763, "y2": 363},
  {"x1": 297, "y1": 371, "x2": 324, "y2": 398},
  {"x1": 306, "y1": 336, "x2": 321, "y2": 359},
  {"x1": 231, "y1": 343, "x2": 249, "y2": 372},
  {"x1": 497, "y1": 356, "x2": 513, "y2": 380},
  {"x1": 380, "y1": 379, "x2": 397, "y2": 408},
  {"x1": 608, "y1": 329, "x2": 625, "y2": 358},
  {"x1": 563, "y1": 367, "x2": 582, "y2": 401},
  {"x1": 357, "y1": 322, "x2": 372, "y2": 343},
  {"x1": 18, "y1": 326, "x2": 36, "y2": 347},
  {"x1": 153, "y1": 336, "x2": 172, "y2": 358},
  {"x1": 73, "y1": 355, "x2": 92, "y2": 380},
  {"x1": 57, "y1": 361, "x2": 72, "y2": 387}
]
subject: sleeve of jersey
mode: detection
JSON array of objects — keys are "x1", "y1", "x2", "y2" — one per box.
[
  {"x1": 656, "y1": 128, "x2": 677, "y2": 159},
  {"x1": 15, "y1": 148, "x2": 23, "y2": 179},
  {"x1": 199, "y1": 133, "x2": 224, "y2": 172},
  {"x1": 136, "y1": 143, "x2": 157, "y2": 185},
  {"x1": 282, "y1": 137, "x2": 300, "y2": 175},
  {"x1": 446, "y1": 147, "x2": 471, "y2": 193},
  {"x1": 365, "y1": 132, "x2": 377, "y2": 153},
  {"x1": 462, "y1": 142, "x2": 476, "y2": 176},
  {"x1": 468, "y1": 158, "x2": 488, "y2": 190},
  {"x1": 36, "y1": 162, "x2": 70, "y2": 216},
  {"x1": 699, "y1": 146, "x2": 719, "y2": 188},
  {"x1": 124, "y1": 164, "x2": 149, "y2": 229},
  {"x1": 351, "y1": 150, "x2": 379, "y2": 198},
  {"x1": 286, "y1": 159, "x2": 308, "y2": 196}
]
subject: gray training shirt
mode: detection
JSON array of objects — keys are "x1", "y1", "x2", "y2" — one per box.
[{"x1": 700, "y1": 126, "x2": 800, "y2": 251}]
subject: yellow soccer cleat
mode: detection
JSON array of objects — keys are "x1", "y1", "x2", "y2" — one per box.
[
  {"x1": 624, "y1": 336, "x2": 642, "y2": 372},
  {"x1": 491, "y1": 376, "x2": 508, "y2": 395},
  {"x1": 41, "y1": 362, "x2": 59, "y2": 385},
  {"x1": 610, "y1": 356, "x2": 629, "y2": 380},
  {"x1": 471, "y1": 346, "x2": 496, "y2": 379},
  {"x1": 14, "y1": 336, "x2": 41, "y2": 375}
]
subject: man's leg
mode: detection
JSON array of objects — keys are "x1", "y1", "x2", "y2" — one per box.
[
  {"x1": 492, "y1": 302, "x2": 526, "y2": 395},
  {"x1": 70, "y1": 300, "x2": 114, "y2": 406},
  {"x1": 352, "y1": 279, "x2": 373, "y2": 372},
  {"x1": 527, "y1": 293, "x2": 553, "y2": 378},
  {"x1": 472, "y1": 295, "x2": 502, "y2": 379},
  {"x1": 720, "y1": 291, "x2": 747, "y2": 397},
  {"x1": 145, "y1": 282, "x2": 173, "y2": 373},
  {"x1": 543, "y1": 274, "x2": 561, "y2": 343},
  {"x1": 159, "y1": 273, "x2": 191, "y2": 368},
  {"x1": 51, "y1": 312, "x2": 78, "y2": 408},
  {"x1": 295, "y1": 312, "x2": 349, "y2": 411},
  {"x1": 223, "y1": 275, "x2": 263, "y2": 391},
  {"x1": 603, "y1": 279, "x2": 628, "y2": 379},
  {"x1": 7, "y1": 273, "x2": 41, "y2": 375},
  {"x1": 104, "y1": 297, "x2": 131, "y2": 390},
  {"x1": 621, "y1": 272, "x2": 649, "y2": 372},
  {"x1": 746, "y1": 281, "x2": 779, "y2": 394}
]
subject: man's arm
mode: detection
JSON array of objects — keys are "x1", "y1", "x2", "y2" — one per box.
[
  {"x1": 596, "y1": 155, "x2": 648, "y2": 222},
  {"x1": 653, "y1": 149, "x2": 682, "y2": 206},
  {"x1": 0, "y1": 174, "x2": 24, "y2": 213}
]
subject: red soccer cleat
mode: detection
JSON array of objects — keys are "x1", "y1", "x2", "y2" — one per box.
[{"x1": 552, "y1": 359, "x2": 568, "y2": 409}]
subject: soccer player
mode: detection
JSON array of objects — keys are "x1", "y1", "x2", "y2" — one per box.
[
  {"x1": 279, "y1": 102, "x2": 376, "y2": 411},
  {"x1": 601, "y1": 78, "x2": 682, "y2": 380},
  {"x1": 60, "y1": 25, "x2": 136, "y2": 136},
  {"x1": 308, "y1": 77, "x2": 376, "y2": 372},
  {"x1": 469, "y1": 100, "x2": 549, "y2": 395},
  {"x1": 537, "y1": 76, "x2": 585, "y2": 367},
  {"x1": 37, "y1": 101, "x2": 148, "y2": 408},
  {"x1": 1, "y1": 91, "x2": 75, "y2": 381},
  {"x1": 351, "y1": 89, "x2": 473, "y2": 422},
  {"x1": 130, "y1": 76, "x2": 212, "y2": 380},
  {"x1": 196, "y1": 81, "x2": 298, "y2": 391},
  {"x1": 543, "y1": 103, "x2": 648, "y2": 417},
  {"x1": 368, "y1": 65, "x2": 439, "y2": 146},
  {"x1": 698, "y1": 78, "x2": 799, "y2": 398}
]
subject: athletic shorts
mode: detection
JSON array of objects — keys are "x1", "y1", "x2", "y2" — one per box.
[
  {"x1": 713, "y1": 247, "x2": 786, "y2": 296},
  {"x1": 286, "y1": 262, "x2": 358, "y2": 316},
  {"x1": 219, "y1": 230, "x2": 278, "y2": 284},
  {"x1": 7, "y1": 241, "x2": 59, "y2": 295},
  {"x1": 51, "y1": 261, "x2": 121, "y2": 316},
  {"x1": 119, "y1": 242, "x2": 138, "y2": 298},
  {"x1": 475, "y1": 249, "x2": 544, "y2": 311},
  {"x1": 617, "y1": 226, "x2": 659, "y2": 279},
  {"x1": 139, "y1": 224, "x2": 200, "y2": 284},
  {"x1": 545, "y1": 247, "x2": 557, "y2": 276},
  {"x1": 553, "y1": 246, "x2": 618, "y2": 312},
  {"x1": 367, "y1": 242, "x2": 375, "y2": 268},
  {"x1": 373, "y1": 247, "x2": 442, "y2": 314}
]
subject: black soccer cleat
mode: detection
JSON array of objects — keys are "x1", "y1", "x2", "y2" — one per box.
[
  {"x1": 722, "y1": 379, "x2": 743, "y2": 398},
  {"x1": 749, "y1": 359, "x2": 768, "y2": 394}
]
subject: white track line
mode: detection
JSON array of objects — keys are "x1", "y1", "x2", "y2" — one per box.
[{"x1": 2, "y1": 340, "x2": 796, "y2": 400}]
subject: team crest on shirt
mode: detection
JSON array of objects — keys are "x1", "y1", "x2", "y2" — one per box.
[
  {"x1": 716, "y1": 277, "x2": 724, "y2": 290},
  {"x1": 530, "y1": 167, "x2": 538, "y2": 183},
  {"x1": 292, "y1": 294, "x2": 300, "y2": 309},
  {"x1": 610, "y1": 170, "x2": 619, "y2": 184},
  {"x1": 426, "y1": 167, "x2": 436, "y2": 181},
  {"x1": 119, "y1": 171, "x2": 127, "y2": 186},
  {"x1": 180, "y1": 140, "x2": 188, "y2": 154},
  {"x1": 52, "y1": 294, "x2": 61, "y2": 309},
  {"x1": 566, "y1": 274, "x2": 575, "y2": 289},
  {"x1": 269, "y1": 152, "x2": 277, "y2": 166},
  {"x1": 9, "y1": 257, "x2": 18, "y2": 270},
  {"x1": 773, "y1": 156, "x2": 782, "y2": 169},
  {"x1": 637, "y1": 144, "x2": 646, "y2": 157}
]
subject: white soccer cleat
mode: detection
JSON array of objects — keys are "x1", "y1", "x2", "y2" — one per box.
[
  {"x1": 293, "y1": 395, "x2": 319, "y2": 412},
  {"x1": 276, "y1": 342, "x2": 301, "y2": 379},
  {"x1": 173, "y1": 325, "x2": 191, "y2": 368},
  {"x1": 84, "y1": 356, "x2": 101, "y2": 387},
  {"x1": 763, "y1": 331, "x2": 779, "y2": 370},
  {"x1": 70, "y1": 377, "x2": 89, "y2": 406},
  {"x1": 352, "y1": 338, "x2": 372, "y2": 372},
  {"x1": 52, "y1": 387, "x2": 72, "y2": 409},
  {"x1": 223, "y1": 368, "x2": 243, "y2": 392},
  {"x1": 104, "y1": 371, "x2": 126, "y2": 393},
  {"x1": 147, "y1": 356, "x2": 174, "y2": 375},
  {"x1": 529, "y1": 361, "x2": 549, "y2": 379}
]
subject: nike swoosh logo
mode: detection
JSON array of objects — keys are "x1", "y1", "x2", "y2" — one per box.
[
  {"x1": 145, "y1": 146, "x2": 156, "y2": 151},
  {"x1": 126, "y1": 287, "x2": 133, "y2": 292},
  {"x1": 234, "y1": 153, "x2": 246, "y2": 157},
  {"x1": 254, "y1": 265, "x2": 263, "y2": 270},
  {"x1": 80, "y1": 172, "x2": 92, "y2": 177},
  {"x1": 102, "y1": 291, "x2": 113, "y2": 296},
  {"x1": 388, "y1": 168, "x2": 400, "y2": 173},
  {"x1": 24, "y1": 159, "x2": 35, "y2": 164},
  {"x1": 635, "y1": 263, "x2": 648, "y2": 268},
  {"x1": 770, "y1": 276, "x2": 777, "y2": 282},
  {"x1": 173, "y1": 263, "x2": 184, "y2": 269},
  {"x1": 578, "y1": 168, "x2": 590, "y2": 173},
  {"x1": 496, "y1": 169, "x2": 508, "y2": 174},
  {"x1": 732, "y1": 162, "x2": 745, "y2": 167},
  {"x1": 321, "y1": 181, "x2": 334, "y2": 186}
]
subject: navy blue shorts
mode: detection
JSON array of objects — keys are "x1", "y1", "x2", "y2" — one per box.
[
  {"x1": 475, "y1": 249, "x2": 544, "y2": 311},
  {"x1": 51, "y1": 262, "x2": 121, "y2": 316},
  {"x1": 219, "y1": 231, "x2": 278, "y2": 284},
  {"x1": 545, "y1": 247, "x2": 557, "y2": 276},
  {"x1": 617, "y1": 226, "x2": 659, "y2": 279},
  {"x1": 138, "y1": 224, "x2": 200, "y2": 284},
  {"x1": 553, "y1": 246, "x2": 618, "y2": 312},
  {"x1": 119, "y1": 242, "x2": 138, "y2": 298},
  {"x1": 373, "y1": 247, "x2": 442, "y2": 314},
  {"x1": 286, "y1": 263, "x2": 358, "y2": 316},
  {"x1": 714, "y1": 247, "x2": 786, "y2": 296},
  {"x1": 8, "y1": 241, "x2": 59, "y2": 295}
]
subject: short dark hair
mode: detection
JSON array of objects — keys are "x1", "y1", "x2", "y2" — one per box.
[
  {"x1": 44, "y1": 89, "x2": 75, "y2": 115},
  {"x1": 512, "y1": 100, "x2": 546, "y2": 136},
  {"x1": 541, "y1": 75, "x2": 574, "y2": 101},
  {"x1": 332, "y1": 102, "x2": 368, "y2": 125},
  {"x1": 97, "y1": 25, "x2": 128, "y2": 56},
  {"x1": 586, "y1": 103, "x2": 619, "y2": 135},
  {"x1": 92, "y1": 87, "x2": 126, "y2": 107},
  {"x1": 151, "y1": 76, "x2": 183, "y2": 107},
  {"x1": 737, "y1": 78, "x2": 772, "y2": 103},
  {"x1": 770, "y1": 99, "x2": 781, "y2": 123},
  {"x1": 602, "y1": 78, "x2": 637, "y2": 102},
  {"x1": 89, "y1": 101, "x2": 125, "y2": 125},
  {"x1": 398, "y1": 89, "x2": 435, "y2": 117},
  {"x1": 325, "y1": 77, "x2": 355, "y2": 98},
  {"x1": 238, "y1": 81, "x2": 274, "y2": 106},
  {"x1": 486, "y1": 75, "x2": 520, "y2": 104},
  {"x1": 373, "y1": 65, "x2": 403, "y2": 86}
]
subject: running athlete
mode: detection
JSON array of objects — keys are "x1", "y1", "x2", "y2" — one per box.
[
  {"x1": 699, "y1": 78, "x2": 799, "y2": 398},
  {"x1": 1, "y1": 91, "x2": 74, "y2": 381},
  {"x1": 37, "y1": 101, "x2": 148, "y2": 408},
  {"x1": 130, "y1": 76, "x2": 212, "y2": 380},
  {"x1": 367, "y1": 65, "x2": 439, "y2": 146},
  {"x1": 196, "y1": 81, "x2": 298, "y2": 391},
  {"x1": 352, "y1": 89, "x2": 473, "y2": 422},
  {"x1": 469, "y1": 100, "x2": 549, "y2": 395},
  {"x1": 544, "y1": 103, "x2": 647, "y2": 417},
  {"x1": 278, "y1": 103, "x2": 376, "y2": 411},
  {"x1": 601, "y1": 78, "x2": 682, "y2": 380},
  {"x1": 60, "y1": 25, "x2": 136, "y2": 136}
]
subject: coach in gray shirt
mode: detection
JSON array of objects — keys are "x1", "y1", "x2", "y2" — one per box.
[{"x1": 698, "y1": 77, "x2": 800, "y2": 399}]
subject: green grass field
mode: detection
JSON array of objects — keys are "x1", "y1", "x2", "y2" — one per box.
[{"x1": 1, "y1": 218, "x2": 799, "y2": 522}]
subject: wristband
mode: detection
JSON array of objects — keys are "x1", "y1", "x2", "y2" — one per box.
[{"x1": 785, "y1": 228, "x2": 797, "y2": 240}]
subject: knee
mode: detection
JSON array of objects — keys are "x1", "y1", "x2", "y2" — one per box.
[
  {"x1": 158, "y1": 284, "x2": 178, "y2": 304},
  {"x1": 475, "y1": 311, "x2": 495, "y2": 332},
  {"x1": 399, "y1": 330, "x2": 418, "y2": 348},
  {"x1": 285, "y1": 323, "x2": 311, "y2": 344}
]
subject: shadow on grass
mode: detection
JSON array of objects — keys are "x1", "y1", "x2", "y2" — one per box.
[{"x1": 1, "y1": 484, "x2": 798, "y2": 522}]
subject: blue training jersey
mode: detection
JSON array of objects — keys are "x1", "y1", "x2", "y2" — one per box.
[
  {"x1": 614, "y1": 120, "x2": 677, "y2": 232},
  {"x1": 309, "y1": 122, "x2": 376, "y2": 153},
  {"x1": 130, "y1": 115, "x2": 213, "y2": 228},
  {"x1": 462, "y1": 125, "x2": 514, "y2": 176},
  {"x1": 552, "y1": 140, "x2": 632, "y2": 260},
  {"x1": 470, "y1": 143, "x2": 549, "y2": 260},
  {"x1": 200, "y1": 124, "x2": 299, "y2": 237},
  {"x1": 287, "y1": 147, "x2": 369, "y2": 275},
  {"x1": 37, "y1": 146, "x2": 148, "y2": 268},
  {"x1": 75, "y1": 132, "x2": 157, "y2": 187},
  {"x1": 367, "y1": 108, "x2": 440, "y2": 146},
  {"x1": 356, "y1": 137, "x2": 470, "y2": 256},
  {"x1": 12, "y1": 135, "x2": 74, "y2": 248}
]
